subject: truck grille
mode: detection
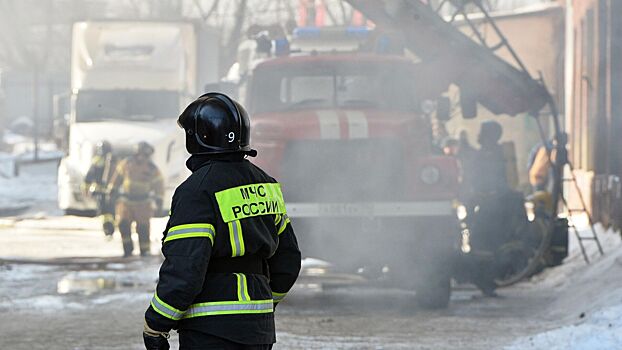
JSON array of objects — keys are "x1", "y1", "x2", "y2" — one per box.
[{"x1": 280, "y1": 139, "x2": 406, "y2": 202}]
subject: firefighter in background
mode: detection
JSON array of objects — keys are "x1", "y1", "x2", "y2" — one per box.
[
  {"x1": 108, "y1": 141, "x2": 164, "y2": 257},
  {"x1": 529, "y1": 133, "x2": 568, "y2": 192},
  {"x1": 143, "y1": 93, "x2": 301, "y2": 350},
  {"x1": 462, "y1": 121, "x2": 510, "y2": 296},
  {"x1": 83, "y1": 140, "x2": 116, "y2": 237}
]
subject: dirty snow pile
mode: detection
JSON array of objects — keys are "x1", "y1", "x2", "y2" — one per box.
[
  {"x1": 506, "y1": 223, "x2": 622, "y2": 350},
  {"x1": 508, "y1": 304, "x2": 622, "y2": 350}
]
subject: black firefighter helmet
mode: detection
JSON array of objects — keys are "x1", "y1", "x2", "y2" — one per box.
[
  {"x1": 135, "y1": 141, "x2": 155, "y2": 157},
  {"x1": 95, "y1": 140, "x2": 112, "y2": 156},
  {"x1": 177, "y1": 92, "x2": 255, "y2": 156}
]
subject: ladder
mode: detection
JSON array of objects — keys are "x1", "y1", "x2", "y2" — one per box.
[
  {"x1": 428, "y1": 0, "x2": 532, "y2": 78},
  {"x1": 561, "y1": 161, "x2": 604, "y2": 263}
]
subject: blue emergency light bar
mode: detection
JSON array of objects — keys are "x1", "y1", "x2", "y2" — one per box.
[
  {"x1": 345, "y1": 26, "x2": 371, "y2": 38},
  {"x1": 293, "y1": 26, "x2": 371, "y2": 39},
  {"x1": 293, "y1": 27, "x2": 322, "y2": 38}
]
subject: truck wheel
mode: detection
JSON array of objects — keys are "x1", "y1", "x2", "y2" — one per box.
[{"x1": 415, "y1": 274, "x2": 451, "y2": 309}]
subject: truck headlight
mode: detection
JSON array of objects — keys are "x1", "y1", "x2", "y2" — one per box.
[{"x1": 420, "y1": 165, "x2": 441, "y2": 185}]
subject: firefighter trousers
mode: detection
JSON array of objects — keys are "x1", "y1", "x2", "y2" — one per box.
[
  {"x1": 115, "y1": 200, "x2": 153, "y2": 257},
  {"x1": 95, "y1": 194, "x2": 115, "y2": 236}
]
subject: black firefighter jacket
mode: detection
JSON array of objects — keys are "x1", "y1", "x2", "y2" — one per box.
[{"x1": 145, "y1": 154, "x2": 301, "y2": 344}]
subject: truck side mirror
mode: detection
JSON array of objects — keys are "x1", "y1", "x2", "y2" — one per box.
[
  {"x1": 436, "y1": 97, "x2": 451, "y2": 121},
  {"x1": 460, "y1": 90, "x2": 478, "y2": 119}
]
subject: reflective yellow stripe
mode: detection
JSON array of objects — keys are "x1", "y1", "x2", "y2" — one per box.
[
  {"x1": 277, "y1": 214, "x2": 290, "y2": 235},
  {"x1": 92, "y1": 156, "x2": 105, "y2": 167},
  {"x1": 182, "y1": 300, "x2": 273, "y2": 318},
  {"x1": 228, "y1": 220, "x2": 245, "y2": 257},
  {"x1": 152, "y1": 295, "x2": 274, "y2": 319},
  {"x1": 150, "y1": 292, "x2": 185, "y2": 320},
  {"x1": 168, "y1": 223, "x2": 214, "y2": 232},
  {"x1": 235, "y1": 273, "x2": 243, "y2": 301},
  {"x1": 229, "y1": 221, "x2": 237, "y2": 256},
  {"x1": 234, "y1": 273, "x2": 251, "y2": 302},
  {"x1": 272, "y1": 291, "x2": 287, "y2": 303},
  {"x1": 241, "y1": 274, "x2": 251, "y2": 301},
  {"x1": 238, "y1": 222, "x2": 245, "y2": 256},
  {"x1": 164, "y1": 223, "x2": 215, "y2": 244},
  {"x1": 165, "y1": 232, "x2": 214, "y2": 244},
  {"x1": 215, "y1": 183, "x2": 286, "y2": 222}
]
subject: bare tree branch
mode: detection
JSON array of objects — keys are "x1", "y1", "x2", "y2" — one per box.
[{"x1": 193, "y1": 0, "x2": 220, "y2": 23}]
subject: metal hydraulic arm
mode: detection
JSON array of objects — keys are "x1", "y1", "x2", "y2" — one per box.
[{"x1": 344, "y1": 0, "x2": 549, "y2": 116}]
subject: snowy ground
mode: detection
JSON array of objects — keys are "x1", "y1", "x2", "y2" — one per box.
[
  {"x1": 0, "y1": 143, "x2": 62, "y2": 215},
  {"x1": 1, "y1": 161, "x2": 622, "y2": 349},
  {"x1": 505, "y1": 224, "x2": 622, "y2": 350}
]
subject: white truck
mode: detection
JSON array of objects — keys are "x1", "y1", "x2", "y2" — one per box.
[{"x1": 57, "y1": 21, "x2": 219, "y2": 214}]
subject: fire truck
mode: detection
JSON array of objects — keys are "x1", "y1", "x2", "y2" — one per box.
[
  {"x1": 224, "y1": 27, "x2": 462, "y2": 308},
  {"x1": 219, "y1": 0, "x2": 564, "y2": 308}
]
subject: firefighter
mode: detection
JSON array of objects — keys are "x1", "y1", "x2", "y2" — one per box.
[
  {"x1": 143, "y1": 93, "x2": 301, "y2": 350},
  {"x1": 108, "y1": 141, "x2": 164, "y2": 257},
  {"x1": 83, "y1": 140, "x2": 116, "y2": 237},
  {"x1": 463, "y1": 120, "x2": 510, "y2": 296}
]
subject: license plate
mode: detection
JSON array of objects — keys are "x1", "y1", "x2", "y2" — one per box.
[{"x1": 286, "y1": 201, "x2": 455, "y2": 218}]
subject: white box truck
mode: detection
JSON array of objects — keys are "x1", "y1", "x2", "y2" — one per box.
[{"x1": 57, "y1": 21, "x2": 219, "y2": 214}]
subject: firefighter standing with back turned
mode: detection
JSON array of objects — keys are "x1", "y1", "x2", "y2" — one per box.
[
  {"x1": 108, "y1": 141, "x2": 164, "y2": 257},
  {"x1": 143, "y1": 93, "x2": 301, "y2": 350},
  {"x1": 83, "y1": 140, "x2": 116, "y2": 237}
]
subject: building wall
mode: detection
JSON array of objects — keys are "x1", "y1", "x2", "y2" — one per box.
[{"x1": 563, "y1": 0, "x2": 622, "y2": 228}]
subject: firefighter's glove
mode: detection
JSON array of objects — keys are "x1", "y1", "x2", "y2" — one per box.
[
  {"x1": 143, "y1": 322, "x2": 170, "y2": 350},
  {"x1": 143, "y1": 333, "x2": 169, "y2": 350}
]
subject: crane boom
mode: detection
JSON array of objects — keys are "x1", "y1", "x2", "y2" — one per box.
[{"x1": 345, "y1": 0, "x2": 549, "y2": 116}]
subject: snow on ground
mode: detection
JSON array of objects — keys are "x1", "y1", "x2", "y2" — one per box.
[
  {"x1": 0, "y1": 215, "x2": 168, "y2": 259},
  {"x1": 0, "y1": 136, "x2": 63, "y2": 215},
  {"x1": 0, "y1": 258, "x2": 159, "y2": 314},
  {"x1": 506, "y1": 220, "x2": 622, "y2": 350},
  {"x1": 507, "y1": 304, "x2": 622, "y2": 350},
  {"x1": 2, "y1": 294, "x2": 87, "y2": 312},
  {"x1": 0, "y1": 156, "x2": 60, "y2": 215}
]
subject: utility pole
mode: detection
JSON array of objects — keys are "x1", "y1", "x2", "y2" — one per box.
[{"x1": 32, "y1": 67, "x2": 39, "y2": 161}]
